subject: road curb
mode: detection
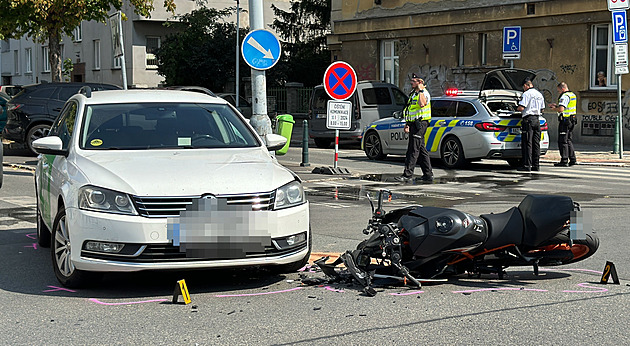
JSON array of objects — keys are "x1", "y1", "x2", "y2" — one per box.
[{"x1": 2, "y1": 163, "x2": 35, "y2": 172}]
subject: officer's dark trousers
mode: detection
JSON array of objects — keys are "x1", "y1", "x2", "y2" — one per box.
[
  {"x1": 558, "y1": 119, "x2": 576, "y2": 163},
  {"x1": 403, "y1": 120, "x2": 432, "y2": 177},
  {"x1": 521, "y1": 115, "x2": 541, "y2": 169}
]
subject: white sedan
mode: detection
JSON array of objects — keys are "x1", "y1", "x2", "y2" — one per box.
[{"x1": 34, "y1": 89, "x2": 310, "y2": 287}]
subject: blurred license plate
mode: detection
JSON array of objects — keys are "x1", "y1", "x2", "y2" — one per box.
[
  {"x1": 511, "y1": 128, "x2": 521, "y2": 134},
  {"x1": 316, "y1": 113, "x2": 327, "y2": 119}
]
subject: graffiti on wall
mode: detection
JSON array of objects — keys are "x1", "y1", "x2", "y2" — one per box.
[{"x1": 356, "y1": 63, "x2": 377, "y2": 81}]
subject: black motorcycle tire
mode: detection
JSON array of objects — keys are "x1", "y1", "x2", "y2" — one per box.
[{"x1": 538, "y1": 230, "x2": 599, "y2": 265}]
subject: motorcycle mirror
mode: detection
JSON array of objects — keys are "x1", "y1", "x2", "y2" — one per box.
[{"x1": 366, "y1": 193, "x2": 375, "y2": 214}]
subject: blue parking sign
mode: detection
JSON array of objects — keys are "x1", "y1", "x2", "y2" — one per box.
[
  {"x1": 503, "y1": 26, "x2": 521, "y2": 53},
  {"x1": 613, "y1": 11, "x2": 628, "y2": 43}
]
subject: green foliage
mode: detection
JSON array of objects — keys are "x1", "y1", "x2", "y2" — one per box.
[
  {"x1": 62, "y1": 58, "x2": 74, "y2": 82},
  {"x1": 0, "y1": 0, "x2": 176, "y2": 82},
  {"x1": 270, "y1": 0, "x2": 331, "y2": 87},
  {"x1": 155, "y1": 6, "x2": 250, "y2": 92}
]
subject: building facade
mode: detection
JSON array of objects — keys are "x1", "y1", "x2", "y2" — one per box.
[
  {"x1": 1, "y1": 0, "x2": 289, "y2": 89},
  {"x1": 327, "y1": 0, "x2": 629, "y2": 146}
]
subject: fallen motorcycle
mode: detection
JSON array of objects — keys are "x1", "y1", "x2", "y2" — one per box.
[{"x1": 317, "y1": 190, "x2": 599, "y2": 296}]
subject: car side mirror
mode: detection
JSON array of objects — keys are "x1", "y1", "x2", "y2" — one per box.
[
  {"x1": 32, "y1": 136, "x2": 68, "y2": 157},
  {"x1": 265, "y1": 133, "x2": 288, "y2": 152}
]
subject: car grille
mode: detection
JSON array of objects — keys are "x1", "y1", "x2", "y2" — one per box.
[{"x1": 132, "y1": 192, "x2": 275, "y2": 218}]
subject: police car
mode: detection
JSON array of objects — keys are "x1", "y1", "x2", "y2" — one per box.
[
  {"x1": 33, "y1": 89, "x2": 310, "y2": 287},
  {"x1": 361, "y1": 69, "x2": 549, "y2": 168}
]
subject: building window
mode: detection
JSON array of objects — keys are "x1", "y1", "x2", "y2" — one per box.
[
  {"x1": 113, "y1": 56, "x2": 122, "y2": 69},
  {"x1": 25, "y1": 48, "x2": 32, "y2": 73},
  {"x1": 478, "y1": 33, "x2": 487, "y2": 66},
  {"x1": 42, "y1": 46, "x2": 50, "y2": 72},
  {"x1": 146, "y1": 36, "x2": 160, "y2": 69},
  {"x1": 457, "y1": 35, "x2": 465, "y2": 66},
  {"x1": 94, "y1": 40, "x2": 101, "y2": 70},
  {"x1": 73, "y1": 24, "x2": 82, "y2": 42},
  {"x1": 14, "y1": 50, "x2": 19, "y2": 75},
  {"x1": 380, "y1": 40, "x2": 399, "y2": 86},
  {"x1": 591, "y1": 24, "x2": 616, "y2": 89},
  {"x1": 527, "y1": 4, "x2": 535, "y2": 15}
]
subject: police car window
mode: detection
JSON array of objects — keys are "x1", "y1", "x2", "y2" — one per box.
[
  {"x1": 456, "y1": 102, "x2": 476, "y2": 117},
  {"x1": 312, "y1": 89, "x2": 330, "y2": 111},
  {"x1": 431, "y1": 100, "x2": 456, "y2": 117},
  {"x1": 80, "y1": 103, "x2": 260, "y2": 150},
  {"x1": 362, "y1": 87, "x2": 392, "y2": 105},
  {"x1": 392, "y1": 88, "x2": 408, "y2": 106}
]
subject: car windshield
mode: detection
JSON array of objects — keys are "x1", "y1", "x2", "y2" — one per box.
[{"x1": 79, "y1": 102, "x2": 260, "y2": 150}]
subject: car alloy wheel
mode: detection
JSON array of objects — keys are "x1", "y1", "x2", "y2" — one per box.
[
  {"x1": 364, "y1": 131, "x2": 387, "y2": 160},
  {"x1": 27, "y1": 124, "x2": 51, "y2": 156},
  {"x1": 441, "y1": 136, "x2": 465, "y2": 168},
  {"x1": 53, "y1": 210, "x2": 74, "y2": 278}
]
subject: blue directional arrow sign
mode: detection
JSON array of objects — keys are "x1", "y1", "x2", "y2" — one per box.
[{"x1": 241, "y1": 29, "x2": 281, "y2": 70}]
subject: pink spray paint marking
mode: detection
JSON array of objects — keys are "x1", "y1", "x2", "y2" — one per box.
[
  {"x1": 215, "y1": 287, "x2": 304, "y2": 297},
  {"x1": 389, "y1": 290, "x2": 424, "y2": 296},
  {"x1": 89, "y1": 298, "x2": 168, "y2": 306},
  {"x1": 24, "y1": 243, "x2": 37, "y2": 250},
  {"x1": 323, "y1": 286, "x2": 344, "y2": 293},
  {"x1": 453, "y1": 287, "x2": 549, "y2": 294},
  {"x1": 540, "y1": 268, "x2": 603, "y2": 275},
  {"x1": 43, "y1": 286, "x2": 77, "y2": 293},
  {"x1": 563, "y1": 282, "x2": 609, "y2": 293},
  {"x1": 25, "y1": 233, "x2": 37, "y2": 240}
]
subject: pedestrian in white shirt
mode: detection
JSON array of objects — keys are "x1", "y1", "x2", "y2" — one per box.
[{"x1": 516, "y1": 79, "x2": 545, "y2": 172}]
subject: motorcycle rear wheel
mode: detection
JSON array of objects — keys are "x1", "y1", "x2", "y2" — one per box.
[{"x1": 536, "y1": 231, "x2": 599, "y2": 265}]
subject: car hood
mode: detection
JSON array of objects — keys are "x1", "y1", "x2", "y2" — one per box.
[
  {"x1": 73, "y1": 148, "x2": 296, "y2": 196},
  {"x1": 479, "y1": 68, "x2": 536, "y2": 98}
]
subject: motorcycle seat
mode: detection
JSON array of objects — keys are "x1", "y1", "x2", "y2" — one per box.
[
  {"x1": 518, "y1": 195, "x2": 573, "y2": 247},
  {"x1": 480, "y1": 207, "x2": 524, "y2": 250}
]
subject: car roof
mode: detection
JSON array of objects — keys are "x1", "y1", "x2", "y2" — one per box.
[{"x1": 76, "y1": 89, "x2": 228, "y2": 105}]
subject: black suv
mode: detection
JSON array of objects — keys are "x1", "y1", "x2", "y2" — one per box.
[{"x1": 2, "y1": 82, "x2": 121, "y2": 154}]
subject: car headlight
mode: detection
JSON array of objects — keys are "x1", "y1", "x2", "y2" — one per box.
[
  {"x1": 78, "y1": 186, "x2": 137, "y2": 215},
  {"x1": 274, "y1": 180, "x2": 305, "y2": 210}
]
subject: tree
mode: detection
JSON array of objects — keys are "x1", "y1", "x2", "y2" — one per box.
[
  {"x1": 270, "y1": 0, "x2": 331, "y2": 87},
  {"x1": 155, "y1": 6, "x2": 250, "y2": 92},
  {"x1": 0, "y1": 0, "x2": 176, "y2": 82}
]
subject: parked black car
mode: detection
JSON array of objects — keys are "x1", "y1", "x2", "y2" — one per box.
[{"x1": 2, "y1": 82, "x2": 121, "y2": 155}]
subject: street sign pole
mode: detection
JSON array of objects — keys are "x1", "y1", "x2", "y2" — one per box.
[
  {"x1": 248, "y1": 0, "x2": 272, "y2": 141},
  {"x1": 612, "y1": 8, "x2": 628, "y2": 158}
]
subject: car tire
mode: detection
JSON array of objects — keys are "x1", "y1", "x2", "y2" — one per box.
[
  {"x1": 27, "y1": 124, "x2": 51, "y2": 156},
  {"x1": 51, "y1": 205, "x2": 100, "y2": 288},
  {"x1": 314, "y1": 138, "x2": 332, "y2": 149},
  {"x1": 506, "y1": 159, "x2": 522, "y2": 168},
  {"x1": 440, "y1": 136, "x2": 466, "y2": 169},
  {"x1": 363, "y1": 131, "x2": 387, "y2": 160}
]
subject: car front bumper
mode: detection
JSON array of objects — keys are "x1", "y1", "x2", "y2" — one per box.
[{"x1": 66, "y1": 202, "x2": 310, "y2": 272}]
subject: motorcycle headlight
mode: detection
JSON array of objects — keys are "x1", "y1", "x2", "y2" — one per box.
[
  {"x1": 78, "y1": 186, "x2": 138, "y2": 215},
  {"x1": 274, "y1": 180, "x2": 305, "y2": 210}
]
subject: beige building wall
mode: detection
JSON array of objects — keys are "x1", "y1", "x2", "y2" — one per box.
[{"x1": 328, "y1": 0, "x2": 629, "y2": 146}]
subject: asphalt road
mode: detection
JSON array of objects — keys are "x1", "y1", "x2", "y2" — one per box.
[{"x1": 1, "y1": 146, "x2": 630, "y2": 344}]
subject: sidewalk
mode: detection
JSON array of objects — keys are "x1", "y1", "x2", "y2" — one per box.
[{"x1": 540, "y1": 143, "x2": 629, "y2": 167}]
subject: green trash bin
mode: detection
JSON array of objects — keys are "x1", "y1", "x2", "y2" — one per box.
[{"x1": 275, "y1": 114, "x2": 294, "y2": 155}]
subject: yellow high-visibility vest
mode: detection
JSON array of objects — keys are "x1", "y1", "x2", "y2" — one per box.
[{"x1": 560, "y1": 91, "x2": 577, "y2": 118}]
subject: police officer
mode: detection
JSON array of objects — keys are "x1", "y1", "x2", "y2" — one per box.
[
  {"x1": 395, "y1": 74, "x2": 433, "y2": 182},
  {"x1": 516, "y1": 79, "x2": 545, "y2": 172},
  {"x1": 549, "y1": 82, "x2": 577, "y2": 166}
]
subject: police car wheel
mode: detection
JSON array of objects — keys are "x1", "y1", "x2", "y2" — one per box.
[
  {"x1": 314, "y1": 138, "x2": 332, "y2": 149},
  {"x1": 51, "y1": 205, "x2": 101, "y2": 288},
  {"x1": 364, "y1": 131, "x2": 387, "y2": 160},
  {"x1": 440, "y1": 136, "x2": 465, "y2": 169}
]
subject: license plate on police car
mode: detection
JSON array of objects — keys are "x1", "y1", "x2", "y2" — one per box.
[{"x1": 510, "y1": 128, "x2": 521, "y2": 134}]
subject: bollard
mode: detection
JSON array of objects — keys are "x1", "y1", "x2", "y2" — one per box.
[
  {"x1": 613, "y1": 115, "x2": 620, "y2": 154},
  {"x1": 300, "y1": 119, "x2": 310, "y2": 167}
]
